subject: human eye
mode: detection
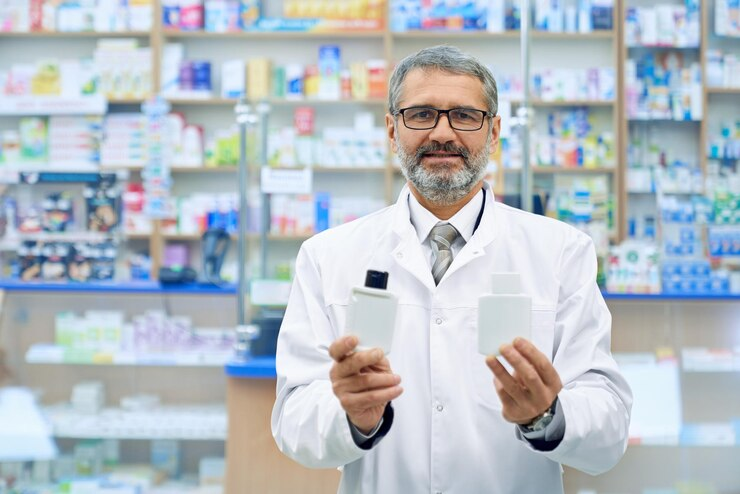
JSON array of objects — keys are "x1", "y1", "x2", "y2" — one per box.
[
  {"x1": 406, "y1": 107, "x2": 435, "y2": 120},
  {"x1": 453, "y1": 109, "x2": 478, "y2": 121}
]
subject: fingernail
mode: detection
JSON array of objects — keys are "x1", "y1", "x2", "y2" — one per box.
[
  {"x1": 373, "y1": 348, "x2": 383, "y2": 359},
  {"x1": 394, "y1": 374, "x2": 402, "y2": 384},
  {"x1": 347, "y1": 335, "x2": 357, "y2": 346}
]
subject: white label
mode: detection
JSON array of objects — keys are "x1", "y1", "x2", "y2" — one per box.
[
  {"x1": 260, "y1": 167, "x2": 313, "y2": 194},
  {"x1": 0, "y1": 96, "x2": 107, "y2": 116}
]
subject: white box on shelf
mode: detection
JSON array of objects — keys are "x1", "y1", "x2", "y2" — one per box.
[{"x1": 221, "y1": 60, "x2": 246, "y2": 99}]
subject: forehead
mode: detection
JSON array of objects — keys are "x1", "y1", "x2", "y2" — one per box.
[{"x1": 399, "y1": 68, "x2": 487, "y2": 109}]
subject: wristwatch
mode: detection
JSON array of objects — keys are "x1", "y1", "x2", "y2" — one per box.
[{"x1": 521, "y1": 398, "x2": 557, "y2": 433}]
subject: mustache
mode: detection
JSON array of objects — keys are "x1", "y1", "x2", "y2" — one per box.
[{"x1": 414, "y1": 142, "x2": 471, "y2": 161}]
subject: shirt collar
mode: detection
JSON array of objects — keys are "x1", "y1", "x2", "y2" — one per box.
[{"x1": 408, "y1": 187, "x2": 485, "y2": 244}]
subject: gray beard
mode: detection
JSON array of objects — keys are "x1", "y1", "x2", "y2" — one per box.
[{"x1": 396, "y1": 134, "x2": 491, "y2": 206}]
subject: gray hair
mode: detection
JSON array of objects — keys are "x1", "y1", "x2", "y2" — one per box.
[{"x1": 388, "y1": 45, "x2": 498, "y2": 116}]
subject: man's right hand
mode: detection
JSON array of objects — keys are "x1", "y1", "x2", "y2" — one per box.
[{"x1": 329, "y1": 335, "x2": 403, "y2": 435}]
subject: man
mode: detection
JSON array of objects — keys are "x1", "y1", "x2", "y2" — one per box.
[{"x1": 272, "y1": 45, "x2": 632, "y2": 493}]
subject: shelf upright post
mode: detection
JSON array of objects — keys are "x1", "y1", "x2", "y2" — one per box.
[
  {"x1": 150, "y1": 0, "x2": 165, "y2": 279},
  {"x1": 519, "y1": 0, "x2": 534, "y2": 213},
  {"x1": 256, "y1": 101, "x2": 271, "y2": 279},
  {"x1": 234, "y1": 99, "x2": 259, "y2": 337}
]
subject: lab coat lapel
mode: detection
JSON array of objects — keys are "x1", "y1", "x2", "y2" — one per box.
[
  {"x1": 441, "y1": 182, "x2": 500, "y2": 281},
  {"x1": 391, "y1": 186, "x2": 436, "y2": 291}
]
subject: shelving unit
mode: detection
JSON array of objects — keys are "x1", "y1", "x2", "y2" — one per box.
[
  {"x1": 2, "y1": 1, "x2": 739, "y2": 493},
  {"x1": 0, "y1": 278, "x2": 237, "y2": 294},
  {"x1": 43, "y1": 404, "x2": 227, "y2": 440},
  {"x1": 0, "y1": 31, "x2": 151, "y2": 38},
  {"x1": 25, "y1": 344, "x2": 232, "y2": 366},
  {"x1": 0, "y1": 1, "x2": 633, "y2": 282},
  {"x1": 166, "y1": 97, "x2": 387, "y2": 106}
]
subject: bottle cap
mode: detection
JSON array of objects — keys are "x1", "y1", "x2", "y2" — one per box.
[
  {"x1": 490, "y1": 272, "x2": 522, "y2": 294},
  {"x1": 364, "y1": 270, "x2": 389, "y2": 289}
]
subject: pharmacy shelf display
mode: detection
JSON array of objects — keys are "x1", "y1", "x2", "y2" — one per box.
[
  {"x1": 1, "y1": 1, "x2": 739, "y2": 493},
  {"x1": 1, "y1": 0, "x2": 631, "y2": 288}
]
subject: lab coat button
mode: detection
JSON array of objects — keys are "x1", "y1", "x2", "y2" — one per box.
[
  {"x1": 435, "y1": 318, "x2": 443, "y2": 325},
  {"x1": 436, "y1": 404, "x2": 444, "y2": 412},
  {"x1": 396, "y1": 252, "x2": 403, "y2": 259}
]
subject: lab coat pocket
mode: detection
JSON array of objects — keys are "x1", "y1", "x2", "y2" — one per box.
[
  {"x1": 467, "y1": 317, "x2": 502, "y2": 411},
  {"x1": 529, "y1": 306, "x2": 557, "y2": 361},
  {"x1": 469, "y1": 307, "x2": 557, "y2": 411},
  {"x1": 326, "y1": 302, "x2": 349, "y2": 341}
]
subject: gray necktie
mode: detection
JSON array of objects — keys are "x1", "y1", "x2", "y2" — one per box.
[{"x1": 430, "y1": 223, "x2": 459, "y2": 285}]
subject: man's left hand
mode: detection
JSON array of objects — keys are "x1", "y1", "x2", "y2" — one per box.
[{"x1": 485, "y1": 337, "x2": 562, "y2": 425}]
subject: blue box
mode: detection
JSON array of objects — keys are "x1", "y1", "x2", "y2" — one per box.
[{"x1": 314, "y1": 192, "x2": 330, "y2": 233}]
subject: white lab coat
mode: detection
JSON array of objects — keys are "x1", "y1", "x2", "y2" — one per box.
[{"x1": 272, "y1": 183, "x2": 632, "y2": 494}]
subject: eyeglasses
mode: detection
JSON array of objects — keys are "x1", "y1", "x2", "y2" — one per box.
[{"x1": 394, "y1": 106, "x2": 494, "y2": 131}]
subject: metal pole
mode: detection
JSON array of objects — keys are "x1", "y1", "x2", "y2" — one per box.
[
  {"x1": 519, "y1": 0, "x2": 534, "y2": 213},
  {"x1": 235, "y1": 98, "x2": 257, "y2": 326},
  {"x1": 256, "y1": 101, "x2": 271, "y2": 279}
]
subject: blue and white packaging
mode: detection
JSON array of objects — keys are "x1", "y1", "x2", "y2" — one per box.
[
  {"x1": 487, "y1": 0, "x2": 505, "y2": 32},
  {"x1": 221, "y1": 60, "x2": 246, "y2": 98},
  {"x1": 285, "y1": 64, "x2": 304, "y2": 100},
  {"x1": 318, "y1": 45, "x2": 341, "y2": 101}
]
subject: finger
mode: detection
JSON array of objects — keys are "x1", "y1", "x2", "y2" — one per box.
[
  {"x1": 333, "y1": 373, "x2": 401, "y2": 395},
  {"x1": 499, "y1": 344, "x2": 548, "y2": 397},
  {"x1": 486, "y1": 356, "x2": 527, "y2": 402},
  {"x1": 494, "y1": 378, "x2": 519, "y2": 417},
  {"x1": 332, "y1": 348, "x2": 385, "y2": 380},
  {"x1": 513, "y1": 338, "x2": 562, "y2": 388},
  {"x1": 329, "y1": 335, "x2": 359, "y2": 362},
  {"x1": 340, "y1": 386, "x2": 404, "y2": 411}
]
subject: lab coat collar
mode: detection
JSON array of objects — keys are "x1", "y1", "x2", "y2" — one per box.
[{"x1": 390, "y1": 182, "x2": 500, "y2": 289}]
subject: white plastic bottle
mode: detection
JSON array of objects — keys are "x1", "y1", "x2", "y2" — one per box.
[
  {"x1": 477, "y1": 273, "x2": 531, "y2": 355},
  {"x1": 346, "y1": 270, "x2": 398, "y2": 354}
]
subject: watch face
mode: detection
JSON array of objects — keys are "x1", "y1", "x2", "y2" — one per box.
[{"x1": 532, "y1": 412, "x2": 554, "y2": 432}]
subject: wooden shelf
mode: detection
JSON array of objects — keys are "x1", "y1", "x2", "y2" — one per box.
[
  {"x1": 124, "y1": 165, "x2": 387, "y2": 173},
  {"x1": 392, "y1": 30, "x2": 520, "y2": 39},
  {"x1": 505, "y1": 167, "x2": 617, "y2": 174},
  {"x1": 706, "y1": 87, "x2": 740, "y2": 95},
  {"x1": 532, "y1": 30, "x2": 615, "y2": 39},
  {"x1": 108, "y1": 98, "x2": 147, "y2": 104},
  {"x1": 392, "y1": 30, "x2": 613, "y2": 40},
  {"x1": 0, "y1": 31, "x2": 150, "y2": 38},
  {"x1": 628, "y1": 118, "x2": 701, "y2": 123},
  {"x1": 524, "y1": 99, "x2": 615, "y2": 107},
  {"x1": 281, "y1": 166, "x2": 386, "y2": 173},
  {"x1": 126, "y1": 233, "x2": 153, "y2": 240},
  {"x1": 170, "y1": 166, "x2": 236, "y2": 173},
  {"x1": 162, "y1": 29, "x2": 385, "y2": 39},
  {"x1": 166, "y1": 97, "x2": 386, "y2": 106},
  {"x1": 627, "y1": 43, "x2": 699, "y2": 49},
  {"x1": 162, "y1": 233, "x2": 313, "y2": 242}
]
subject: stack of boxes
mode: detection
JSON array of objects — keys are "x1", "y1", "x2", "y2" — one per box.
[{"x1": 0, "y1": 0, "x2": 153, "y2": 33}]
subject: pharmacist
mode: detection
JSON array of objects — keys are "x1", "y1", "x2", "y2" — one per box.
[{"x1": 272, "y1": 46, "x2": 632, "y2": 493}]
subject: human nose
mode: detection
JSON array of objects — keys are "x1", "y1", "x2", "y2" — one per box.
[{"x1": 427, "y1": 111, "x2": 457, "y2": 142}]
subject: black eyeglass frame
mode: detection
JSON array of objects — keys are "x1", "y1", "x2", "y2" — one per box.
[{"x1": 393, "y1": 106, "x2": 496, "y2": 131}]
